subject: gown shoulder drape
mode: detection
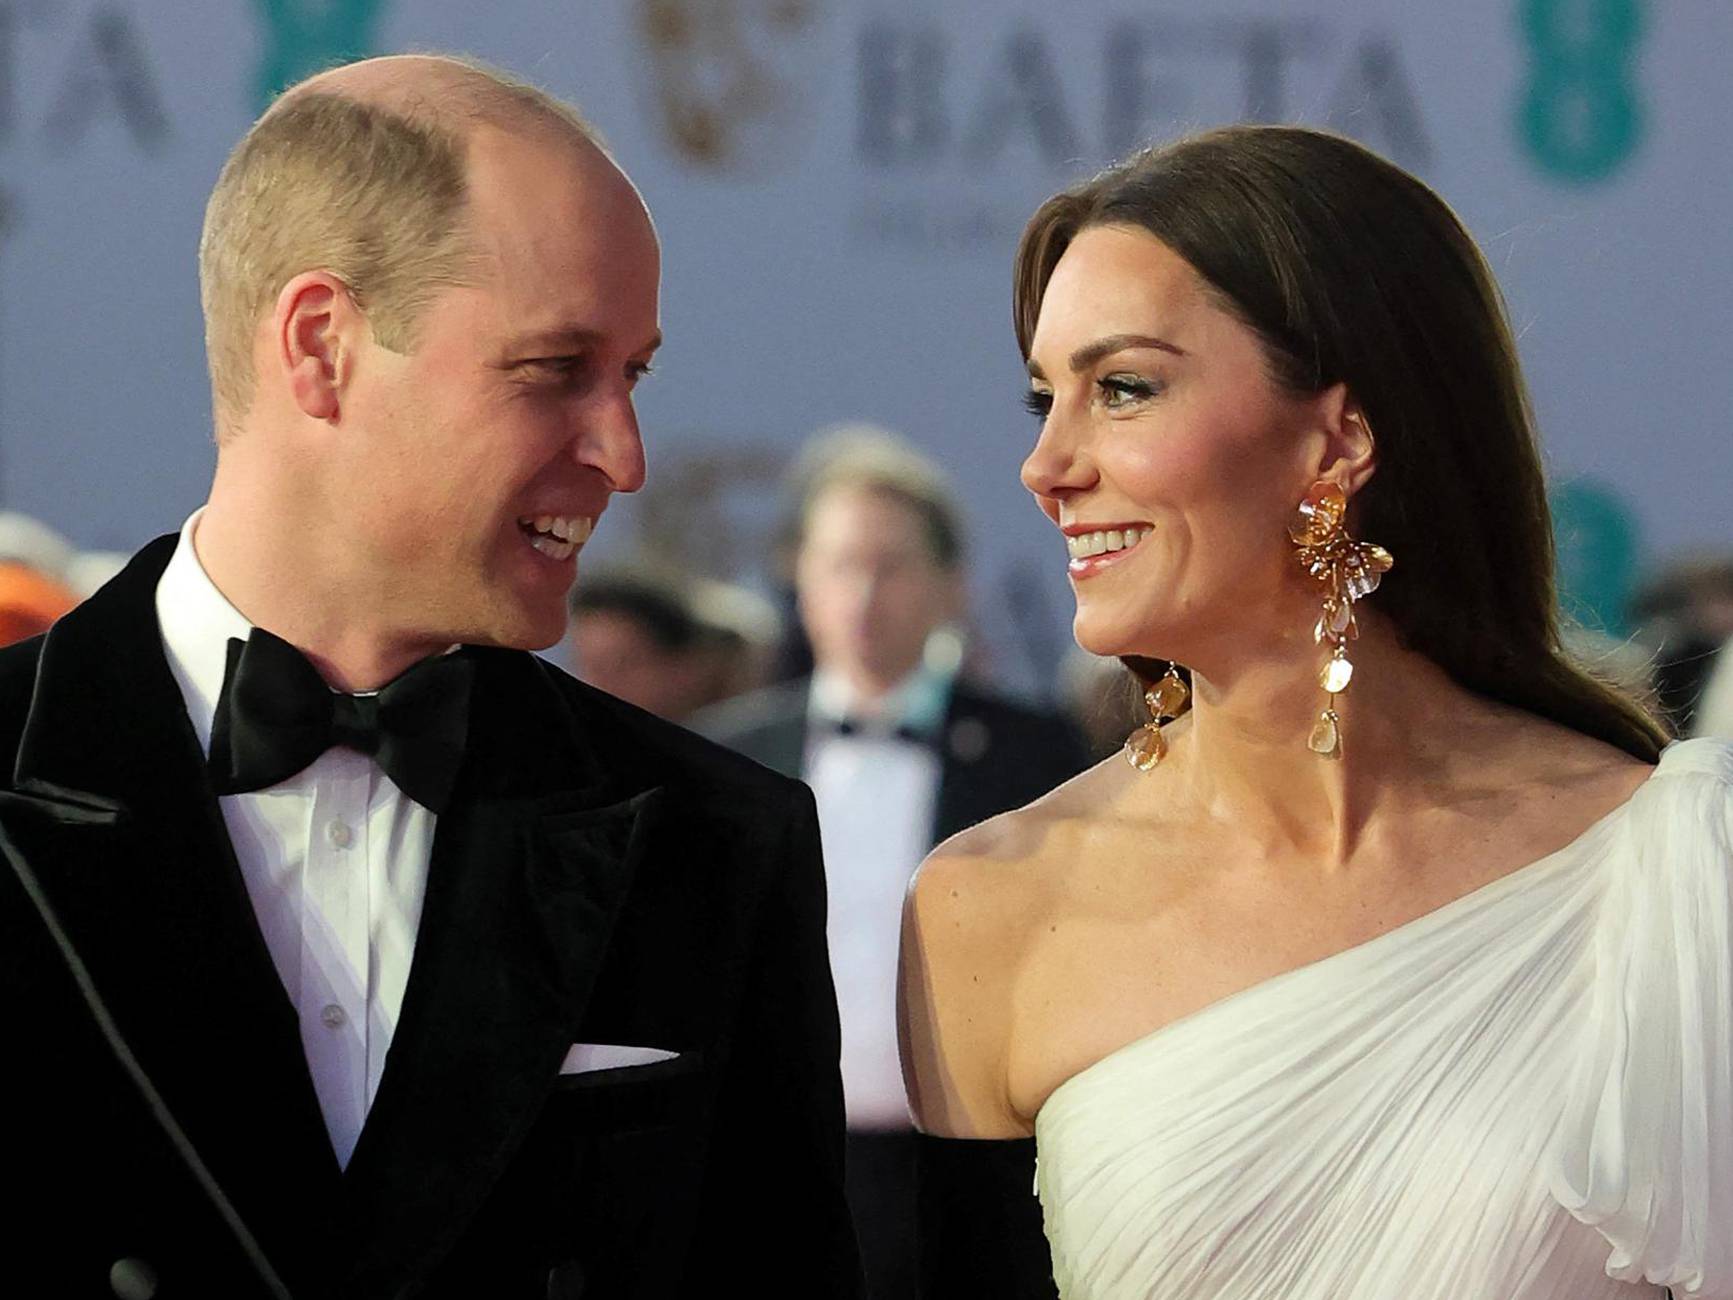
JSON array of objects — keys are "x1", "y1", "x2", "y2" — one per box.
[{"x1": 1034, "y1": 738, "x2": 1733, "y2": 1299}]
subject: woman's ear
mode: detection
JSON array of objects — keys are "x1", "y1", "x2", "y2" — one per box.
[{"x1": 1314, "y1": 383, "x2": 1377, "y2": 496}]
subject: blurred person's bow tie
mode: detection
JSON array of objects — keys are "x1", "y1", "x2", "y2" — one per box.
[
  {"x1": 208, "y1": 628, "x2": 474, "y2": 813},
  {"x1": 820, "y1": 716, "x2": 933, "y2": 746}
]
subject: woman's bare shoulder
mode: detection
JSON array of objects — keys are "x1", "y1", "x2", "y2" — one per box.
[
  {"x1": 915, "y1": 752, "x2": 1119, "y2": 904},
  {"x1": 904, "y1": 764, "x2": 1105, "y2": 1003},
  {"x1": 899, "y1": 756, "x2": 1122, "y2": 1138},
  {"x1": 1466, "y1": 702, "x2": 1656, "y2": 809},
  {"x1": 1426, "y1": 701, "x2": 1659, "y2": 868}
]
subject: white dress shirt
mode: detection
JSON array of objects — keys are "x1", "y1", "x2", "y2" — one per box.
[
  {"x1": 155, "y1": 513, "x2": 436, "y2": 1169},
  {"x1": 805, "y1": 667, "x2": 949, "y2": 1130}
]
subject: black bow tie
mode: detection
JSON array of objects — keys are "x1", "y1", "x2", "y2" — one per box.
[
  {"x1": 208, "y1": 629, "x2": 474, "y2": 813},
  {"x1": 822, "y1": 716, "x2": 931, "y2": 746}
]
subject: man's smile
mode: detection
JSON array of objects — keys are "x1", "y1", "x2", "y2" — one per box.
[{"x1": 517, "y1": 513, "x2": 594, "y2": 561}]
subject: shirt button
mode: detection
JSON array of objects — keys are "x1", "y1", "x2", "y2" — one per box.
[
  {"x1": 320, "y1": 1003, "x2": 347, "y2": 1029},
  {"x1": 327, "y1": 819, "x2": 353, "y2": 849},
  {"x1": 109, "y1": 1257, "x2": 158, "y2": 1300}
]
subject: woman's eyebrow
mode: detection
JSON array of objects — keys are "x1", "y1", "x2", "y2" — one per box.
[
  {"x1": 1066, "y1": 333, "x2": 1186, "y2": 372},
  {"x1": 1027, "y1": 332, "x2": 1187, "y2": 383}
]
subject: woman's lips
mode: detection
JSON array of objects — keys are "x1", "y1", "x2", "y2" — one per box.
[{"x1": 1065, "y1": 524, "x2": 1148, "y2": 577}]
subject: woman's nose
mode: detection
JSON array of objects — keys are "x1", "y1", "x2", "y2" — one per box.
[{"x1": 1021, "y1": 411, "x2": 1094, "y2": 503}]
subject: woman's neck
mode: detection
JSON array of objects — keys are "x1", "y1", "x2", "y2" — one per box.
[{"x1": 1164, "y1": 608, "x2": 1466, "y2": 869}]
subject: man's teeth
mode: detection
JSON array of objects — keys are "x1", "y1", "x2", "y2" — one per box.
[
  {"x1": 1066, "y1": 526, "x2": 1146, "y2": 560},
  {"x1": 530, "y1": 535, "x2": 576, "y2": 560},
  {"x1": 520, "y1": 514, "x2": 594, "y2": 560},
  {"x1": 529, "y1": 515, "x2": 593, "y2": 543}
]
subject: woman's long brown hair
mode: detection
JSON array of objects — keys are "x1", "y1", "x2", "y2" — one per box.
[{"x1": 1013, "y1": 125, "x2": 1668, "y2": 762}]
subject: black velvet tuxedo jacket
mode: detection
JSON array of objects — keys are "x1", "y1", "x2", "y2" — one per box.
[
  {"x1": 697, "y1": 678, "x2": 1091, "y2": 848},
  {"x1": 0, "y1": 537, "x2": 863, "y2": 1300}
]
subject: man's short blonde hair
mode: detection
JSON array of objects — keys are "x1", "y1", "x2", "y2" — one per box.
[
  {"x1": 787, "y1": 425, "x2": 965, "y2": 571},
  {"x1": 197, "y1": 57, "x2": 601, "y2": 433}
]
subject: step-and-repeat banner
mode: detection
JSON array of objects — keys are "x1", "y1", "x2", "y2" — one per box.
[{"x1": 0, "y1": 1, "x2": 1725, "y2": 688}]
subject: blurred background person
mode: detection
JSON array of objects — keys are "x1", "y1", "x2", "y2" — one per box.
[
  {"x1": 567, "y1": 565, "x2": 777, "y2": 721},
  {"x1": 697, "y1": 429, "x2": 1088, "y2": 1300},
  {"x1": 0, "y1": 561, "x2": 77, "y2": 645},
  {"x1": 1626, "y1": 554, "x2": 1733, "y2": 734},
  {"x1": 0, "y1": 510, "x2": 103, "y2": 645}
]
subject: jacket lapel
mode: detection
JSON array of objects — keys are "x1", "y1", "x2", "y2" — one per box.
[
  {"x1": 758, "y1": 692, "x2": 809, "y2": 779},
  {"x1": 932, "y1": 685, "x2": 1003, "y2": 845},
  {"x1": 336, "y1": 649, "x2": 663, "y2": 1294},
  {"x1": 713, "y1": 681, "x2": 807, "y2": 779},
  {"x1": 4, "y1": 537, "x2": 341, "y2": 1281}
]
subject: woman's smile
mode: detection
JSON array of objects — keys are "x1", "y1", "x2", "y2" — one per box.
[{"x1": 1062, "y1": 521, "x2": 1151, "y2": 578}]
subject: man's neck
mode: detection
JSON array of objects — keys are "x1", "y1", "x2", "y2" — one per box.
[
  {"x1": 814, "y1": 661, "x2": 931, "y2": 721},
  {"x1": 195, "y1": 491, "x2": 442, "y2": 692}
]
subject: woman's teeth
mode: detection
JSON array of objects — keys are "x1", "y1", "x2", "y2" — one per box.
[
  {"x1": 520, "y1": 514, "x2": 594, "y2": 560},
  {"x1": 1066, "y1": 526, "x2": 1145, "y2": 561}
]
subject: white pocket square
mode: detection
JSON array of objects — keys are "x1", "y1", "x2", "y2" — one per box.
[{"x1": 560, "y1": 1042, "x2": 681, "y2": 1074}]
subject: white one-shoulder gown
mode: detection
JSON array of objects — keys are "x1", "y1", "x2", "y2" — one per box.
[{"x1": 1035, "y1": 738, "x2": 1733, "y2": 1299}]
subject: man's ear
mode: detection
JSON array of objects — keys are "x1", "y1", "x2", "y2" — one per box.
[
  {"x1": 1313, "y1": 382, "x2": 1378, "y2": 497},
  {"x1": 272, "y1": 271, "x2": 361, "y2": 422}
]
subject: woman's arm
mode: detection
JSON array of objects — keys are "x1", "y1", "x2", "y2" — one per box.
[
  {"x1": 899, "y1": 833, "x2": 1059, "y2": 1297},
  {"x1": 898, "y1": 842, "x2": 1028, "y2": 1139}
]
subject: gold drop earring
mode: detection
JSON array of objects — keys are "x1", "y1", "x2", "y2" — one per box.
[
  {"x1": 1288, "y1": 480, "x2": 1393, "y2": 758},
  {"x1": 1125, "y1": 663, "x2": 1188, "y2": 771}
]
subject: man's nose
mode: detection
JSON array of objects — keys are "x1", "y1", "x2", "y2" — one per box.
[{"x1": 580, "y1": 392, "x2": 647, "y2": 494}]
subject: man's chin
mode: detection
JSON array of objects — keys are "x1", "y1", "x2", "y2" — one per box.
[
  {"x1": 461, "y1": 604, "x2": 569, "y2": 654},
  {"x1": 495, "y1": 623, "x2": 567, "y2": 654},
  {"x1": 856, "y1": 653, "x2": 927, "y2": 689}
]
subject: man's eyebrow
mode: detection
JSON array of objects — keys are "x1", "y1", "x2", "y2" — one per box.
[
  {"x1": 506, "y1": 325, "x2": 602, "y2": 352},
  {"x1": 505, "y1": 326, "x2": 664, "y2": 356}
]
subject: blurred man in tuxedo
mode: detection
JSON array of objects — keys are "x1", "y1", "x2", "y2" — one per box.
[
  {"x1": 0, "y1": 54, "x2": 859, "y2": 1299},
  {"x1": 699, "y1": 433, "x2": 1087, "y2": 1298}
]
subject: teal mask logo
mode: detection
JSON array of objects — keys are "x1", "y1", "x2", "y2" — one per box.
[
  {"x1": 252, "y1": 0, "x2": 387, "y2": 113},
  {"x1": 1516, "y1": 0, "x2": 1646, "y2": 183},
  {"x1": 1551, "y1": 478, "x2": 1639, "y2": 636}
]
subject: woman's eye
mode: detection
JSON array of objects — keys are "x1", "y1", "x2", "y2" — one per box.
[
  {"x1": 1022, "y1": 389, "x2": 1053, "y2": 419},
  {"x1": 627, "y1": 361, "x2": 655, "y2": 389},
  {"x1": 1098, "y1": 374, "x2": 1163, "y2": 409}
]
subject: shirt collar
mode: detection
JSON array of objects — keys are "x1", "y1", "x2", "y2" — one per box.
[
  {"x1": 155, "y1": 509, "x2": 253, "y2": 755},
  {"x1": 808, "y1": 663, "x2": 952, "y2": 738}
]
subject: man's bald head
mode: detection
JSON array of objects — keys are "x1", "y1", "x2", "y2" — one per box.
[
  {"x1": 198, "y1": 55, "x2": 610, "y2": 435},
  {"x1": 274, "y1": 54, "x2": 602, "y2": 150}
]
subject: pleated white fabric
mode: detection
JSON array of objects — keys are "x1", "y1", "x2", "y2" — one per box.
[{"x1": 1035, "y1": 738, "x2": 1733, "y2": 1300}]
